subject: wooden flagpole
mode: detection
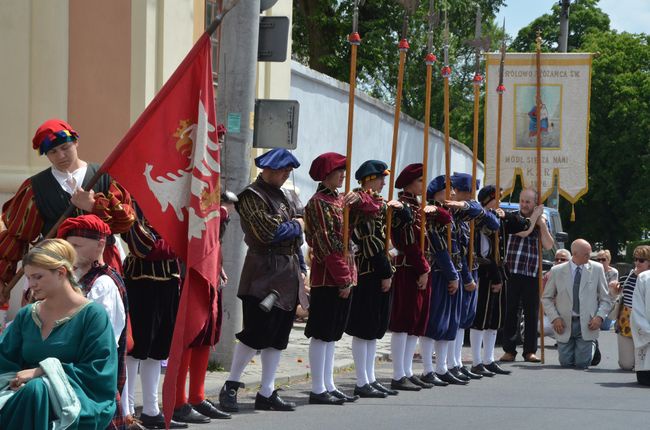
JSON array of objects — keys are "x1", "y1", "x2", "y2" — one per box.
[
  {"x1": 494, "y1": 20, "x2": 507, "y2": 263},
  {"x1": 342, "y1": 0, "x2": 362, "y2": 257},
  {"x1": 386, "y1": 1, "x2": 418, "y2": 254},
  {"x1": 535, "y1": 31, "x2": 546, "y2": 364},
  {"x1": 467, "y1": 5, "x2": 489, "y2": 268},
  {"x1": 442, "y1": 8, "x2": 452, "y2": 251},
  {"x1": 420, "y1": 0, "x2": 437, "y2": 252}
]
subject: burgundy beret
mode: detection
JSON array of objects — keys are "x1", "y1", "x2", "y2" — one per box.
[
  {"x1": 32, "y1": 119, "x2": 78, "y2": 154},
  {"x1": 57, "y1": 214, "x2": 111, "y2": 241},
  {"x1": 395, "y1": 163, "x2": 423, "y2": 189},
  {"x1": 309, "y1": 152, "x2": 346, "y2": 181}
]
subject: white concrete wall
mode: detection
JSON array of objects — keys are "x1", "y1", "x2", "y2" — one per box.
[{"x1": 289, "y1": 62, "x2": 484, "y2": 201}]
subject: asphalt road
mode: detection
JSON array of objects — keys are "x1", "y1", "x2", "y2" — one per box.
[{"x1": 197, "y1": 331, "x2": 648, "y2": 430}]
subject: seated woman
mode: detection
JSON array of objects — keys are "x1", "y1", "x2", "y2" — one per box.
[{"x1": 0, "y1": 239, "x2": 117, "y2": 429}]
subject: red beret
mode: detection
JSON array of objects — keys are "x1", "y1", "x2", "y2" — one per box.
[
  {"x1": 32, "y1": 119, "x2": 78, "y2": 154},
  {"x1": 57, "y1": 215, "x2": 111, "y2": 241},
  {"x1": 217, "y1": 123, "x2": 227, "y2": 138},
  {"x1": 309, "y1": 152, "x2": 346, "y2": 181},
  {"x1": 395, "y1": 163, "x2": 423, "y2": 189}
]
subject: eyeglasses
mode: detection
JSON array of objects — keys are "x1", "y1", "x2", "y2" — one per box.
[
  {"x1": 594, "y1": 258, "x2": 607, "y2": 262},
  {"x1": 635, "y1": 258, "x2": 648, "y2": 263},
  {"x1": 554, "y1": 258, "x2": 568, "y2": 263}
]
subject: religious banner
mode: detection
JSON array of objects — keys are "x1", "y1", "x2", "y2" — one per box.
[{"x1": 483, "y1": 53, "x2": 592, "y2": 202}]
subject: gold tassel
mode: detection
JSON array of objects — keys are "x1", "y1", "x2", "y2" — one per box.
[{"x1": 570, "y1": 204, "x2": 576, "y2": 222}]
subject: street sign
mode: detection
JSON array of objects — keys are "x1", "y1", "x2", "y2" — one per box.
[
  {"x1": 253, "y1": 99, "x2": 299, "y2": 149},
  {"x1": 258, "y1": 16, "x2": 289, "y2": 62}
]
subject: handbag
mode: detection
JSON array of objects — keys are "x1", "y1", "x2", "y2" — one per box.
[{"x1": 607, "y1": 296, "x2": 621, "y2": 321}]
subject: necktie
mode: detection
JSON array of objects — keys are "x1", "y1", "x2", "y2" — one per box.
[{"x1": 572, "y1": 266, "x2": 582, "y2": 314}]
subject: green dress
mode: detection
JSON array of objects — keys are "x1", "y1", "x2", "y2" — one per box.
[{"x1": 0, "y1": 301, "x2": 117, "y2": 429}]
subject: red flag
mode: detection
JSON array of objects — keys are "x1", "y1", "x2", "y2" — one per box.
[{"x1": 102, "y1": 32, "x2": 220, "y2": 426}]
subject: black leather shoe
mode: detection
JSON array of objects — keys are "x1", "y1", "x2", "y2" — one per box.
[
  {"x1": 139, "y1": 413, "x2": 188, "y2": 429},
  {"x1": 255, "y1": 390, "x2": 296, "y2": 411},
  {"x1": 371, "y1": 381, "x2": 398, "y2": 396},
  {"x1": 470, "y1": 364, "x2": 496, "y2": 377},
  {"x1": 420, "y1": 372, "x2": 449, "y2": 387},
  {"x1": 449, "y1": 367, "x2": 471, "y2": 381},
  {"x1": 459, "y1": 366, "x2": 483, "y2": 380},
  {"x1": 390, "y1": 376, "x2": 421, "y2": 391},
  {"x1": 328, "y1": 389, "x2": 359, "y2": 402},
  {"x1": 408, "y1": 375, "x2": 433, "y2": 389},
  {"x1": 484, "y1": 361, "x2": 511, "y2": 375},
  {"x1": 219, "y1": 380, "x2": 244, "y2": 412},
  {"x1": 309, "y1": 391, "x2": 345, "y2": 405},
  {"x1": 172, "y1": 404, "x2": 211, "y2": 424},
  {"x1": 354, "y1": 383, "x2": 388, "y2": 398},
  {"x1": 191, "y1": 399, "x2": 231, "y2": 419},
  {"x1": 436, "y1": 371, "x2": 469, "y2": 385}
]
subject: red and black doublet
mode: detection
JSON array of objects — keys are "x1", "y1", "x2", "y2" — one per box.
[
  {"x1": 304, "y1": 184, "x2": 379, "y2": 342},
  {"x1": 0, "y1": 163, "x2": 135, "y2": 284},
  {"x1": 389, "y1": 192, "x2": 452, "y2": 336}
]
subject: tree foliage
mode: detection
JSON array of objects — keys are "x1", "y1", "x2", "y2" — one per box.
[
  {"x1": 292, "y1": 0, "x2": 506, "y2": 146},
  {"x1": 292, "y1": 0, "x2": 650, "y2": 256},
  {"x1": 509, "y1": 0, "x2": 649, "y2": 257}
]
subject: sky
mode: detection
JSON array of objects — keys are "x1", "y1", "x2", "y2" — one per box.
[{"x1": 495, "y1": 0, "x2": 650, "y2": 37}]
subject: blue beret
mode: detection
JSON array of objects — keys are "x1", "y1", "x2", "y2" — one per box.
[
  {"x1": 450, "y1": 172, "x2": 479, "y2": 192},
  {"x1": 427, "y1": 175, "x2": 447, "y2": 199},
  {"x1": 355, "y1": 160, "x2": 389, "y2": 181},
  {"x1": 254, "y1": 148, "x2": 300, "y2": 170}
]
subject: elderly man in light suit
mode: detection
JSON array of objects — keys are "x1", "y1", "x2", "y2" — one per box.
[{"x1": 542, "y1": 239, "x2": 612, "y2": 368}]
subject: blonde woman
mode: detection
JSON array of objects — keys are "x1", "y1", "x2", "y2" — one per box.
[
  {"x1": 612, "y1": 245, "x2": 650, "y2": 370},
  {"x1": 0, "y1": 239, "x2": 117, "y2": 429},
  {"x1": 594, "y1": 249, "x2": 619, "y2": 330}
]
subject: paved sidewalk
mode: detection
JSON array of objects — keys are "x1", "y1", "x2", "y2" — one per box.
[{"x1": 132, "y1": 322, "x2": 392, "y2": 404}]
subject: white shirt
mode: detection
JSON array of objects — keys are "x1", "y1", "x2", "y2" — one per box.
[
  {"x1": 50, "y1": 164, "x2": 88, "y2": 194},
  {"x1": 87, "y1": 275, "x2": 126, "y2": 345}
]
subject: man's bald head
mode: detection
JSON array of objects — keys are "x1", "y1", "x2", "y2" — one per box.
[{"x1": 570, "y1": 239, "x2": 592, "y2": 265}]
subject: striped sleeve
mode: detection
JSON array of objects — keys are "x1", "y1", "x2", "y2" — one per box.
[
  {"x1": 236, "y1": 191, "x2": 282, "y2": 244},
  {"x1": 0, "y1": 180, "x2": 45, "y2": 283},
  {"x1": 92, "y1": 179, "x2": 136, "y2": 234}
]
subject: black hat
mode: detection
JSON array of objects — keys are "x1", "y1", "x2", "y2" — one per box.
[
  {"x1": 355, "y1": 160, "x2": 390, "y2": 182},
  {"x1": 478, "y1": 185, "x2": 499, "y2": 206}
]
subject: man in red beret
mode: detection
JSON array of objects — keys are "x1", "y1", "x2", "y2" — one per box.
[
  {"x1": 389, "y1": 164, "x2": 452, "y2": 391},
  {"x1": 0, "y1": 118, "x2": 135, "y2": 304},
  {"x1": 303, "y1": 152, "x2": 381, "y2": 405},
  {"x1": 57, "y1": 214, "x2": 130, "y2": 430}
]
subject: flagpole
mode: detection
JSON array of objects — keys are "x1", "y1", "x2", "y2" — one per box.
[
  {"x1": 535, "y1": 30, "x2": 546, "y2": 364},
  {"x1": 467, "y1": 5, "x2": 486, "y2": 270},
  {"x1": 442, "y1": 8, "x2": 452, "y2": 252},
  {"x1": 386, "y1": 4, "x2": 415, "y2": 254},
  {"x1": 420, "y1": 0, "x2": 437, "y2": 252},
  {"x1": 495, "y1": 20, "x2": 507, "y2": 264},
  {"x1": 342, "y1": 0, "x2": 361, "y2": 258}
]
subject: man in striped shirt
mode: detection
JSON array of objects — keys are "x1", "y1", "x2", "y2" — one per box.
[{"x1": 500, "y1": 189, "x2": 554, "y2": 363}]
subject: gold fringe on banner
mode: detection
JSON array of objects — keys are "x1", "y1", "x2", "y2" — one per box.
[{"x1": 570, "y1": 204, "x2": 576, "y2": 222}]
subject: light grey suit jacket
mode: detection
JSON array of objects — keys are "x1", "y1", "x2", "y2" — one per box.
[{"x1": 542, "y1": 260, "x2": 612, "y2": 342}]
